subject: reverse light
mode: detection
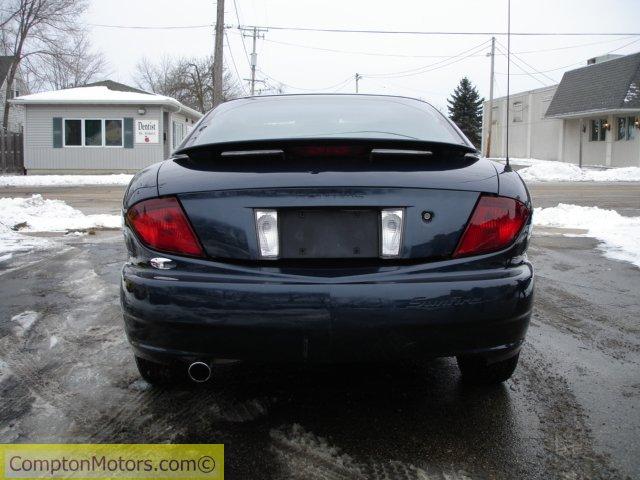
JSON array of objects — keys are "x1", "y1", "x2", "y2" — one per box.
[
  {"x1": 381, "y1": 209, "x2": 404, "y2": 257},
  {"x1": 453, "y1": 196, "x2": 529, "y2": 258},
  {"x1": 126, "y1": 197, "x2": 204, "y2": 257},
  {"x1": 255, "y1": 209, "x2": 279, "y2": 258}
]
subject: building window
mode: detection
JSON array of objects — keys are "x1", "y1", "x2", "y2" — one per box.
[
  {"x1": 63, "y1": 118, "x2": 123, "y2": 147},
  {"x1": 84, "y1": 119, "x2": 102, "y2": 146},
  {"x1": 64, "y1": 119, "x2": 82, "y2": 146},
  {"x1": 616, "y1": 116, "x2": 638, "y2": 141},
  {"x1": 512, "y1": 101, "x2": 523, "y2": 123},
  {"x1": 590, "y1": 119, "x2": 606, "y2": 141},
  {"x1": 616, "y1": 117, "x2": 627, "y2": 141},
  {"x1": 172, "y1": 121, "x2": 185, "y2": 149},
  {"x1": 627, "y1": 117, "x2": 637, "y2": 140},
  {"x1": 105, "y1": 119, "x2": 123, "y2": 146}
]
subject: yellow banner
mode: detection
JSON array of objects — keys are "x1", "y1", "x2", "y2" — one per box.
[{"x1": 0, "y1": 444, "x2": 223, "y2": 479}]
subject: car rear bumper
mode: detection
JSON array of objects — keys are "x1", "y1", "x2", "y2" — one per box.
[{"x1": 121, "y1": 261, "x2": 534, "y2": 365}]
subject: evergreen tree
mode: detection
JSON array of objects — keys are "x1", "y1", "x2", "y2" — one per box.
[{"x1": 447, "y1": 77, "x2": 484, "y2": 147}]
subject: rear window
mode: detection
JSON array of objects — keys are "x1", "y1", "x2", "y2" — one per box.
[{"x1": 182, "y1": 95, "x2": 468, "y2": 147}]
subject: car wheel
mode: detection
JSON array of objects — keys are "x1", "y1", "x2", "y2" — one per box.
[
  {"x1": 456, "y1": 352, "x2": 519, "y2": 385},
  {"x1": 135, "y1": 356, "x2": 182, "y2": 386}
]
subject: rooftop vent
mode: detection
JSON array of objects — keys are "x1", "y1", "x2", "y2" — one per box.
[{"x1": 586, "y1": 54, "x2": 624, "y2": 66}]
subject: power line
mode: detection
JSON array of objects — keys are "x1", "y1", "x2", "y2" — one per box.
[
  {"x1": 494, "y1": 43, "x2": 552, "y2": 86},
  {"x1": 229, "y1": 24, "x2": 640, "y2": 37},
  {"x1": 257, "y1": 34, "x2": 639, "y2": 59},
  {"x1": 230, "y1": 0, "x2": 242, "y2": 25},
  {"x1": 231, "y1": 0, "x2": 253, "y2": 68},
  {"x1": 89, "y1": 22, "x2": 214, "y2": 30},
  {"x1": 258, "y1": 69, "x2": 353, "y2": 92},
  {"x1": 225, "y1": 31, "x2": 247, "y2": 95},
  {"x1": 604, "y1": 36, "x2": 640, "y2": 54},
  {"x1": 362, "y1": 40, "x2": 491, "y2": 79},
  {"x1": 495, "y1": 45, "x2": 555, "y2": 87},
  {"x1": 260, "y1": 37, "x2": 489, "y2": 58},
  {"x1": 497, "y1": 40, "x2": 561, "y2": 84},
  {"x1": 495, "y1": 43, "x2": 581, "y2": 76},
  {"x1": 87, "y1": 22, "x2": 640, "y2": 37},
  {"x1": 508, "y1": 35, "x2": 638, "y2": 54},
  {"x1": 364, "y1": 77, "x2": 446, "y2": 97},
  {"x1": 493, "y1": 37, "x2": 640, "y2": 77}
]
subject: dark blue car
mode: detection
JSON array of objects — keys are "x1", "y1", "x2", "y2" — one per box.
[{"x1": 120, "y1": 94, "x2": 534, "y2": 385}]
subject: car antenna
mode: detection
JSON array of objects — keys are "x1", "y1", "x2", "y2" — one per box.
[{"x1": 504, "y1": 0, "x2": 512, "y2": 172}]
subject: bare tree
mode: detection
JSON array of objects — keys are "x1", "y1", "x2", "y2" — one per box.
[
  {"x1": 135, "y1": 56, "x2": 176, "y2": 97},
  {"x1": 135, "y1": 55, "x2": 242, "y2": 113},
  {"x1": 25, "y1": 30, "x2": 108, "y2": 91},
  {"x1": 1, "y1": 0, "x2": 89, "y2": 129},
  {"x1": 0, "y1": 4, "x2": 20, "y2": 30}
]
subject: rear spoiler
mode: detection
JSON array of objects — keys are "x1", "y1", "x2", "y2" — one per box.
[{"x1": 175, "y1": 138, "x2": 478, "y2": 164}]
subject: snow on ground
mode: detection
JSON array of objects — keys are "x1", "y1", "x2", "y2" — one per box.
[
  {"x1": 489, "y1": 157, "x2": 640, "y2": 182},
  {"x1": 624, "y1": 82, "x2": 638, "y2": 104},
  {"x1": 534, "y1": 203, "x2": 640, "y2": 268},
  {"x1": 0, "y1": 194, "x2": 121, "y2": 232},
  {"x1": 488, "y1": 157, "x2": 552, "y2": 167},
  {"x1": 0, "y1": 194, "x2": 121, "y2": 256},
  {"x1": 0, "y1": 174, "x2": 133, "y2": 187},
  {"x1": 11, "y1": 311, "x2": 40, "y2": 336},
  {"x1": 520, "y1": 162, "x2": 640, "y2": 182},
  {"x1": 0, "y1": 222, "x2": 51, "y2": 257}
]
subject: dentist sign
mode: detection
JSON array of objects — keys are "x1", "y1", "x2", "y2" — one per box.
[{"x1": 135, "y1": 119, "x2": 159, "y2": 144}]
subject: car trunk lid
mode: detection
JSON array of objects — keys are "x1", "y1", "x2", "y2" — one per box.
[{"x1": 158, "y1": 140, "x2": 498, "y2": 262}]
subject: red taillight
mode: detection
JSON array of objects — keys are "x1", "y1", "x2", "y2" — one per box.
[
  {"x1": 453, "y1": 196, "x2": 529, "y2": 258},
  {"x1": 126, "y1": 197, "x2": 204, "y2": 257}
]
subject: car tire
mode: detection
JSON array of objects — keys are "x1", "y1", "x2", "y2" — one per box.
[
  {"x1": 456, "y1": 352, "x2": 519, "y2": 385},
  {"x1": 135, "y1": 356, "x2": 182, "y2": 386}
]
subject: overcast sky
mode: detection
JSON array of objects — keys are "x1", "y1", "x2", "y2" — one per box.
[{"x1": 87, "y1": 0, "x2": 640, "y2": 111}]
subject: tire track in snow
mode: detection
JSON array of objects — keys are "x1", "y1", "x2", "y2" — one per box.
[
  {"x1": 516, "y1": 342, "x2": 623, "y2": 480},
  {"x1": 270, "y1": 423, "x2": 479, "y2": 480}
]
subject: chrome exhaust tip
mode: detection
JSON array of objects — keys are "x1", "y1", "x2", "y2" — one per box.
[{"x1": 187, "y1": 361, "x2": 211, "y2": 383}]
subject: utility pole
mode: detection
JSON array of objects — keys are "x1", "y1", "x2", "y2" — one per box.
[
  {"x1": 355, "y1": 73, "x2": 362, "y2": 93},
  {"x1": 241, "y1": 26, "x2": 267, "y2": 95},
  {"x1": 485, "y1": 36, "x2": 495, "y2": 158},
  {"x1": 212, "y1": 0, "x2": 225, "y2": 107}
]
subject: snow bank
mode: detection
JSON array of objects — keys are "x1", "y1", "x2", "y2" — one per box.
[
  {"x1": 520, "y1": 162, "x2": 640, "y2": 182},
  {"x1": 0, "y1": 194, "x2": 121, "y2": 232},
  {"x1": 489, "y1": 157, "x2": 640, "y2": 182},
  {"x1": 534, "y1": 203, "x2": 640, "y2": 268},
  {"x1": 0, "y1": 174, "x2": 133, "y2": 187},
  {"x1": 519, "y1": 162, "x2": 586, "y2": 182}
]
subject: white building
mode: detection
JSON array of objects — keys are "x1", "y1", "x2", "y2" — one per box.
[
  {"x1": 482, "y1": 52, "x2": 640, "y2": 167},
  {"x1": 481, "y1": 85, "x2": 562, "y2": 161},
  {"x1": 11, "y1": 81, "x2": 202, "y2": 174}
]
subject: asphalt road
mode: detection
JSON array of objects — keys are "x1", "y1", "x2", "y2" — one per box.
[{"x1": 0, "y1": 182, "x2": 639, "y2": 479}]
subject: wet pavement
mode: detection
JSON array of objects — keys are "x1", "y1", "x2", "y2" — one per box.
[{"x1": 0, "y1": 183, "x2": 639, "y2": 479}]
